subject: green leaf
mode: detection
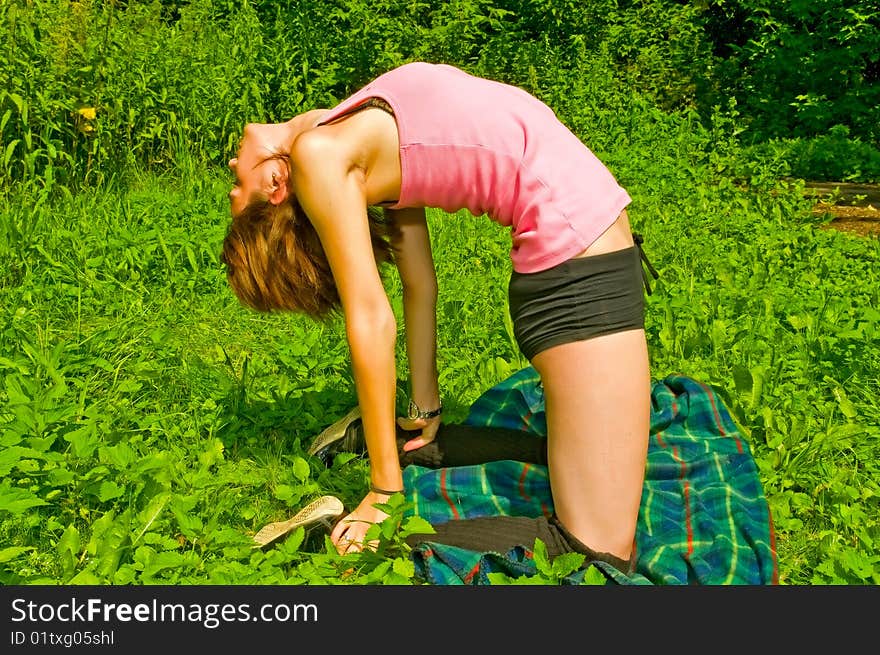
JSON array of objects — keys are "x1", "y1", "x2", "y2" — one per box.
[
  {"x1": 142, "y1": 551, "x2": 196, "y2": 579},
  {"x1": 68, "y1": 570, "x2": 103, "y2": 585},
  {"x1": 27, "y1": 435, "x2": 59, "y2": 453},
  {"x1": 47, "y1": 468, "x2": 76, "y2": 486},
  {"x1": 87, "y1": 510, "x2": 132, "y2": 579},
  {"x1": 0, "y1": 485, "x2": 48, "y2": 515},
  {"x1": 4, "y1": 139, "x2": 20, "y2": 167},
  {"x1": 198, "y1": 438, "x2": 225, "y2": 468},
  {"x1": 400, "y1": 515, "x2": 434, "y2": 537},
  {"x1": 280, "y1": 527, "x2": 306, "y2": 553},
  {"x1": 58, "y1": 524, "x2": 81, "y2": 558},
  {"x1": 7, "y1": 92, "x2": 24, "y2": 114},
  {"x1": 292, "y1": 456, "x2": 311, "y2": 482},
  {"x1": 832, "y1": 386, "x2": 858, "y2": 420},
  {"x1": 381, "y1": 571, "x2": 412, "y2": 585},
  {"x1": 134, "y1": 452, "x2": 175, "y2": 484},
  {"x1": 134, "y1": 493, "x2": 171, "y2": 544},
  {"x1": 273, "y1": 484, "x2": 294, "y2": 502},
  {"x1": 185, "y1": 244, "x2": 198, "y2": 272},
  {"x1": 0, "y1": 432, "x2": 23, "y2": 447},
  {"x1": 732, "y1": 365, "x2": 752, "y2": 395},
  {"x1": 98, "y1": 481, "x2": 126, "y2": 503},
  {"x1": 786, "y1": 313, "x2": 812, "y2": 332},
  {"x1": 171, "y1": 505, "x2": 203, "y2": 538},
  {"x1": 392, "y1": 557, "x2": 415, "y2": 579},
  {"x1": 551, "y1": 552, "x2": 586, "y2": 578},
  {"x1": 0, "y1": 547, "x2": 33, "y2": 563},
  {"x1": 99, "y1": 443, "x2": 138, "y2": 469},
  {"x1": 532, "y1": 539, "x2": 551, "y2": 576},
  {"x1": 581, "y1": 565, "x2": 608, "y2": 586},
  {"x1": 0, "y1": 446, "x2": 44, "y2": 476},
  {"x1": 63, "y1": 423, "x2": 100, "y2": 458},
  {"x1": 58, "y1": 524, "x2": 81, "y2": 580},
  {"x1": 116, "y1": 379, "x2": 142, "y2": 394}
]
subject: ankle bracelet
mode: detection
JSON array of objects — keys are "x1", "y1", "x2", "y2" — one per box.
[{"x1": 370, "y1": 483, "x2": 404, "y2": 496}]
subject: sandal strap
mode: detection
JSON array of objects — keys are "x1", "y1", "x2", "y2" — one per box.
[{"x1": 370, "y1": 483, "x2": 404, "y2": 496}]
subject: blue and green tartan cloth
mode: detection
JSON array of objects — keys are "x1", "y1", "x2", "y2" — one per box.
[{"x1": 403, "y1": 368, "x2": 778, "y2": 585}]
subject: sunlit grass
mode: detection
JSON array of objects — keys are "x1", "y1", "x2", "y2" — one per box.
[{"x1": 1, "y1": 148, "x2": 878, "y2": 584}]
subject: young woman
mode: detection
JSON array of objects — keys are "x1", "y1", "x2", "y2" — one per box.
[{"x1": 222, "y1": 62, "x2": 654, "y2": 573}]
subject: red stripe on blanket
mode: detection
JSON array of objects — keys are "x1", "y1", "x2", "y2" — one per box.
[
  {"x1": 699, "y1": 381, "x2": 744, "y2": 454},
  {"x1": 518, "y1": 464, "x2": 532, "y2": 502},
  {"x1": 518, "y1": 464, "x2": 552, "y2": 516},
  {"x1": 440, "y1": 469, "x2": 460, "y2": 520},
  {"x1": 673, "y1": 445, "x2": 695, "y2": 557},
  {"x1": 767, "y1": 501, "x2": 779, "y2": 584},
  {"x1": 463, "y1": 561, "x2": 481, "y2": 584},
  {"x1": 655, "y1": 431, "x2": 668, "y2": 448},
  {"x1": 683, "y1": 479, "x2": 694, "y2": 558}
]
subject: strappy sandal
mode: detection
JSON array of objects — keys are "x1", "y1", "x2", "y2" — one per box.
[
  {"x1": 306, "y1": 406, "x2": 365, "y2": 466},
  {"x1": 252, "y1": 495, "x2": 345, "y2": 548}
]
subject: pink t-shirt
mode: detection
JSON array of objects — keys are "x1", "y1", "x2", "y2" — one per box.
[{"x1": 319, "y1": 62, "x2": 631, "y2": 273}]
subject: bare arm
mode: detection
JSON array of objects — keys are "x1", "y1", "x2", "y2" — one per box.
[
  {"x1": 290, "y1": 132, "x2": 401, "y2": 547},
  {"x1": 386, "y1": 207, "x2": 442, "y2": 449}
]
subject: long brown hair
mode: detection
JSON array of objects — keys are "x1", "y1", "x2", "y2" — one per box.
[{"x1": 221, "y1": 193, "x2": 395, "y2": 319}]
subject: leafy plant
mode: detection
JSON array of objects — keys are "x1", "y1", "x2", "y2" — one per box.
[{"x1": 1, "y1": 0, "x2": 878, "y2": 588}]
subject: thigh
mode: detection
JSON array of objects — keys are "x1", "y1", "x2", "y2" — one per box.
[{"x1": 531, "y1": 329, "x2": 650, "y2": 555}]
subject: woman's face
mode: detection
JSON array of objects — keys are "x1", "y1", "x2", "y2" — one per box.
[{"x1": 227, "y1": 123, "x2": 283, "y2": 216}]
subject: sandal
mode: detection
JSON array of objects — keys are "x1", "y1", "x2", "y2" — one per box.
[
  {"x1": 252, "y1": 495, "x2": 345, "y2": 548},
  {"x1": 306, "y1": 406, "x2": 366, "y2": 466}
]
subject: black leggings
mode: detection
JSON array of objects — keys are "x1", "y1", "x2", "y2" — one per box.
[
  {"x1": 395, "y1": 422, "x2": 547, "y2": 468},
  {"x1": 377, "y1": 422, "x2": 633, "y2": 574}
]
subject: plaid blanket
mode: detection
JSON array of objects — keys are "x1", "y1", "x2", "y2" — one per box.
[{"x1": 404, "y1": 368, "x2": 778, "y2": 585}]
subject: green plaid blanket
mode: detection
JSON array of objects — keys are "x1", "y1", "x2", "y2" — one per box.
[{"x1": 403, "y1": 368, "x2": 778, "y2": 585}]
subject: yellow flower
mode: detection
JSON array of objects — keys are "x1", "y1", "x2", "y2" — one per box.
[{"x1": 77, "y1": 107, "x2": 96, "y2": 120}]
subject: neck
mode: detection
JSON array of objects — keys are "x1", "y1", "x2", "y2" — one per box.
[{"x1": 282, "y1": 109, "x2": 328, "y2": 149}]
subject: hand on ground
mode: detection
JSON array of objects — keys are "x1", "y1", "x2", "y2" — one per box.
[
  {"x1": 330, "y1": 491, "x2": 392, "y2": 555},
  {"x1": 396, "y1": 415, "x2": 442, "y2": 452}
]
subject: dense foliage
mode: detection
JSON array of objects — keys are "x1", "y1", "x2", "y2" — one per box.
[
  {"x1": 1, "y1": 0, "x2": 878, "y2": 190},
  {"x1": 1, "y1": 1, "x2": 878, "y2": 585}
]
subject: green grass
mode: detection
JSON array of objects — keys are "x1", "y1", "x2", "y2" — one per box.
[
  {"x1": 2, "y1": 0, "x2": 878, "y2": 587},
  {"x1": 1, "y1": 148, "x2": 878, "y2": 584}
]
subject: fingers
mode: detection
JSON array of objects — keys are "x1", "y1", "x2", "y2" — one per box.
[
  {"x1": 330, "y1": 511, "x2": 361, "y2": 553},
  {"x1": 334, "y1": 526, "x2": 380, "y2": 555},
  {"x1": 402, "y1": 435, "x2": 428, "y2": 453},
  {"x1": 329, "y1": 496, "x2": 390, "y2": 555},
  {"x1": 396, "y1": 415, "x2": 441, "y2": 452},
  {"x1": 331, "y1": 520, "x2": 366, "y2": 555},
  {"x1": 329, "y1": 511, "x2": 350, "y2": 544},
  {"x1": 396, "y1": 415, "x2": 428, "y2": 431},
  {"x1": 336, "y1": 532, "x2": 363, "y2": 554}
]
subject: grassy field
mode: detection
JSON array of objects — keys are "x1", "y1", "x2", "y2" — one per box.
[{"x1": 1, "y1": 135, "x2": 878, "y2": 585}]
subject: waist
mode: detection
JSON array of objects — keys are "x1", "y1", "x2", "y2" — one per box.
[{"x1": 571, "y1": 209, "x2": 633, "y2": 259}]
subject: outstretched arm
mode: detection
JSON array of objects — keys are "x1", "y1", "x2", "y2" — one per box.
[
  {"x1": 386, "y1": 207, "x2": 442, "y2": 450},
  {"x1": 290, "y1": 131, "x2": 401, "y2": 551}
]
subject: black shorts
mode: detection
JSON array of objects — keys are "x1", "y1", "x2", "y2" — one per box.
[{"x1": 508, "y1": 240, "x2": 652, "y2": 361}]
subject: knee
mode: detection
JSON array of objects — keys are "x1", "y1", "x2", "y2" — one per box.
[{"x1": 549, "y1": 515, "x2": 636, "y2": 575}]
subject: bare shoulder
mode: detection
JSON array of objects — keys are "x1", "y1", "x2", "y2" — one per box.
[
  {"x1": 293, "y1": 109, "x2": 401, "y2": 205},
  {"x1": 290, "y1": 127, "x2": 345, "y2": 166}
]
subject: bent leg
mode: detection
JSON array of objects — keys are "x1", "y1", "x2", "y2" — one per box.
[
  {"x1": 531, "y1": 328, "x2": 650, "y2": 561},
  {"x1": 318, "y1": 418, "x2": 547, "y2": 468},
  {"x1": 404, "y1": 514, "x2": 633, "y2": 573},
  {"x1": 398, "y1": 423, "x2": 547, "y2": 468}
]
